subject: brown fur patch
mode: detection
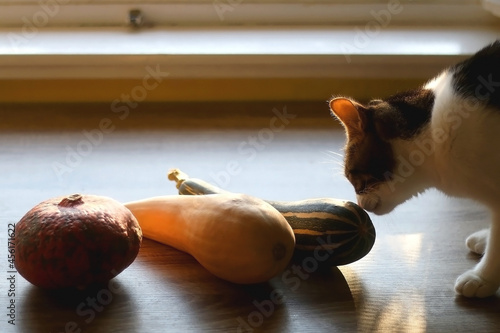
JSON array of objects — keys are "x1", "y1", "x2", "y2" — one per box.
[{"x1": 343, "y1": 127, "x2": 395, "y2": 194}]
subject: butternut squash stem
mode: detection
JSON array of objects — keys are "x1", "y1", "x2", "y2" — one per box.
[{"x1": 167, "y1": 169, "x2": 190, "y2": 190}]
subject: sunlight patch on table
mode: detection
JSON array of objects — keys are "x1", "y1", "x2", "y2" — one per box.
[{"x1": 387, "y1": 233, "x2": 423, "y2": 267}]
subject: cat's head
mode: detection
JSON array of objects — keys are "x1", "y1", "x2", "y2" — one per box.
[{"x1": 329, "y1": 90, "x2": 434, "y2": 215}]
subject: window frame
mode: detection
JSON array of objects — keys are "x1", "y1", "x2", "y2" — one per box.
[
  {"x1": 0, "y1": 0, "x2": 498, "y2": 28},
  {"x1": 0, "y1": 0, "x2": 498, "y2": 83}
]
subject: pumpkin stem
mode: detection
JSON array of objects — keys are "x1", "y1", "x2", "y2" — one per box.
[
  {"x1": 58, "y1": 194, "x2": 84, "y2": 207},
  {"x1": 167, "y1": 168, "x2": 188, "y2": 189}
]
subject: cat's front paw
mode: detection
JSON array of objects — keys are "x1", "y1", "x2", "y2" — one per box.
[
  {"x1": 455, "y1": 270, "x2": 499, "y2": 298},
  {"x1": 466, "y1": 229, "x2": 489, "y2": 255}
]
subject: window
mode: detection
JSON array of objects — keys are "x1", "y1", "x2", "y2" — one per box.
[
  {"x1": 0, "y1": 0, "x2": 498, "y2": 102},
  {"x1": 0, "y1": 0, "x2": 497, "y2": 28}
]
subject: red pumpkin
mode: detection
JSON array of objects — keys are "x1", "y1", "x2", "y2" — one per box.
[{"x1": 15, "y1": 193, "x2": 142, "y2": 289}]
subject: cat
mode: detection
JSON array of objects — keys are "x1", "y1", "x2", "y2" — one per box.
[{"x1": 329, "y1": 40, "x2": 500, "y2": 298}]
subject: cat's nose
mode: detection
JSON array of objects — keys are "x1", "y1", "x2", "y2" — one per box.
[
  {"x1": 356, "y1": 194, "x2": 379, "y2": 212},
  {"x1": 355, "y1": 195, "x2": 365, "y2": 208}
]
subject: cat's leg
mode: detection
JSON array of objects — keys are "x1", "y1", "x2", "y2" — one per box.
[
  {"x1": 466, "y1": 229, "x2": 489, "y2": 255},
  {"x1": 455, "y1": 217, "x2": 500, "y2": 298}
]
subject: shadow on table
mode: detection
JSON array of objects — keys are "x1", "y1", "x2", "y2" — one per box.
[
  {"x1": 17, "y1": 279, "x2": 138, "y2": 333},
  {"x1": 137, "y1": 238, "x2": 357, "y2": 332},
  {"x1": 455, "y1": 292, "x2": 500, "y2": 309}
]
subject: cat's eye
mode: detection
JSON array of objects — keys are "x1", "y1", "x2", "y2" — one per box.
[
  {"x1": 355, "y1": 180, "x2": 370, "y2": 195},
  {"x1": 347, "y1": 169, "x2": 379, "y2": 194}
]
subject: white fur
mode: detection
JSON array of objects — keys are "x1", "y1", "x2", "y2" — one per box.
[
  {"x1": 467, "y1": 229, "x2": 489, "y2": 255},
  {"x1": 359, "y1": 69, "x2": 500, "y2": 297}
]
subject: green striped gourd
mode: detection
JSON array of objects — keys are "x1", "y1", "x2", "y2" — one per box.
[{"x1": 167, "y1": 169, "x2": 376, "y2": 267}]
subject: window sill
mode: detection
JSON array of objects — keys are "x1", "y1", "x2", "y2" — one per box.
[
  {"x1": 0, "y1": 25, "x2": 498, "y2": 103},
  {"x1": 1, "y1": 25, "x2": 498, "y2": 80}
]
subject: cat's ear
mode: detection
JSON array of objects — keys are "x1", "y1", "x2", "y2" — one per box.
[{"x1": 329, "y1": 97, "x2": 367, "y2": 137}]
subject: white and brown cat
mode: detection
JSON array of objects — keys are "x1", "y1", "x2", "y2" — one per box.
[{"x1": 330, "y1": 40, "x2": 500, "y2": 298}]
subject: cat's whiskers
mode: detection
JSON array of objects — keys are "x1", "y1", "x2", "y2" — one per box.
[
  {"x1": 321, "y1": 150, "x2": 345, "y2": 177},
  {"x1": 321, "y1": 150, "x2": 344, "y2": 165}
]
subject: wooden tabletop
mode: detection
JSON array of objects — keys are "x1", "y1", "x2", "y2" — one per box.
[{"x1": 1, "y1": 102, "x2": 500, "y2": 333}]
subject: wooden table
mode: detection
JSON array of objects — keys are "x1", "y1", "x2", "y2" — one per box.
[{"x1": 1, "y1": 102, "x2": 499, "y2": 333}]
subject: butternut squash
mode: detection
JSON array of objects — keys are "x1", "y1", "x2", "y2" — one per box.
[
  {"x1": 124, "y1": 193, "x2": 295, "y2": 284},
  {"x1": 168, "y1": 168, "x2": 376, "y2": 266}
]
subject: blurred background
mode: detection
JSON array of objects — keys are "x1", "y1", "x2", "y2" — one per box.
[
  {"x1": 1, "y1": 3, "x2": 500, "y2": 332},
  {"x1": 0, "y1": 0, "x2": 499, "y2": 104}
]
